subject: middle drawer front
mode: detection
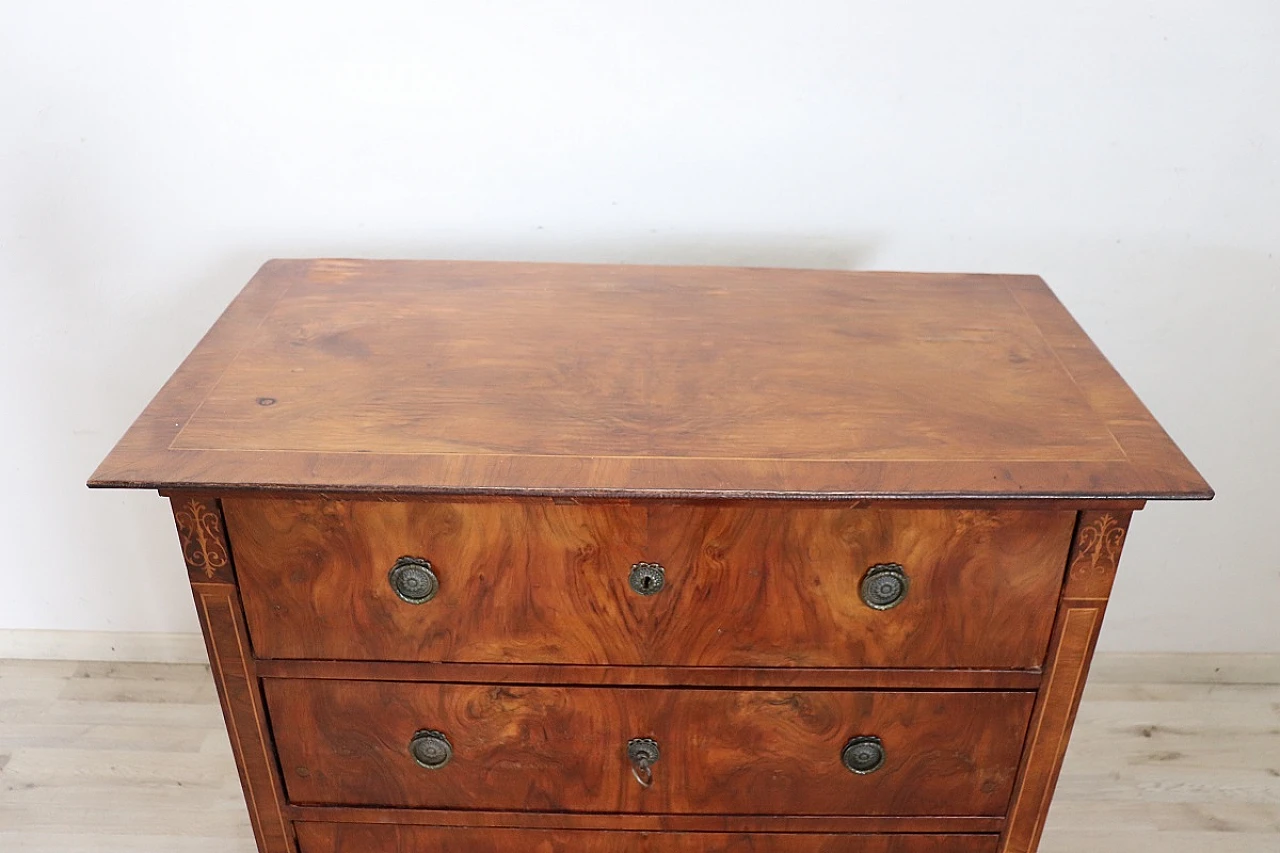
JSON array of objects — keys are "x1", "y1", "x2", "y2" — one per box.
[
  {"x1": 227, "y1": 498, "x2": 1074, "y2": 668},
  {"x1": 264, "y1": 679, "x2": 1035, "y2": 816}
]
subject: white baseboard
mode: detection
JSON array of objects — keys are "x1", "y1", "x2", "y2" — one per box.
[
  {"x1": 0, "y1": 630, "x2": 1277, "y2": 683},
  {"x1": 1087, "y1": 652, "x2": 1280, "y2": 685},
  {"x1": 0, "y1": 630, "x2": 207, "y2": 664}
]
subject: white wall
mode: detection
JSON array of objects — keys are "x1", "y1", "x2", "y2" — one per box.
[{"x1": 1, "y1": 1, "x2": 1275, "y2": 652}]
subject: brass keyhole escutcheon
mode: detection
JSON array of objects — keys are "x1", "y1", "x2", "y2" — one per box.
[
  {"x1": 627, "y1": 737, "x2": 660, "y2": 787},
  {"x1": 629, "y1": 562, "x2": 666, "y2": 596}
]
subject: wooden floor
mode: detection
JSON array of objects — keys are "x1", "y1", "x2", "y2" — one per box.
[{"x1": 0, "y1": 655, "x2": 1277, "y2": 852}]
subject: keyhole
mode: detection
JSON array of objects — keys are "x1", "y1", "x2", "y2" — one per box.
[{"x1": 630, "y1": 563, "x2": 664, "y2": 596}]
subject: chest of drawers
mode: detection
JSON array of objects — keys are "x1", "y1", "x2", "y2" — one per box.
[{"x1": 91, "y1": 259, "x2": 1211, "y2": 853}]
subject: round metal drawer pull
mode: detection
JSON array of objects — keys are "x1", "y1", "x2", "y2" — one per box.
[
  {"x1": 627, "y1": 737, "x2": 660, "y2": 787},
  {"x1": 842, "y1": 736, "x2": 885, "y2": 774},
  {"x1": 409, "y1": 729, "x2": 453, "y2": 769},
  {"x1": 389, "y1": 556, "x2": 439, "y2": 604},
  {"x1": 860, "y1": 563, "x2": 908, "y2": 610},
  {"x1": 628, "y1": 562, "x2": 666, "y2": 596}
]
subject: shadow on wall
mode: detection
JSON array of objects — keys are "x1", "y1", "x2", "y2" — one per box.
[{"x1": 234, "y1": 233, "x2": 880, "y2": 272}]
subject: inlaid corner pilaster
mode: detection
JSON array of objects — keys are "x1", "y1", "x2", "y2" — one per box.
[
  {"x1": 1000, "y1": 510, "x2": 1132, "y2": 853},
  {"x1": 170, "y1": 495, "x2": 295, "y2": 853},
  {"x1": 170, "y1": 496, "x2": 234, "y2": 583},
  {"x1": 190, "y1": 581, "x2": 296, "y2": 853},
  {"x1": 1065, "y1": 512, "x2": 1129, "y2": 599}
]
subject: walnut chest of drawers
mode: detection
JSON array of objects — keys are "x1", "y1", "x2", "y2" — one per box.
[{"x1": 91, "y1": 259, "x2": 1211, "y2": 853}]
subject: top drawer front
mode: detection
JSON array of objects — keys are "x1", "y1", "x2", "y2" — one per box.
[{"x1": 225, "y1": 498, "x2": 1073, "y2": 668}]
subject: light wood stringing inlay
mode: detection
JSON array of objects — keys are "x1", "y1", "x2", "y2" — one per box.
[{"x1": 173, "y1": 497, "x2": 231, "y2": 581}]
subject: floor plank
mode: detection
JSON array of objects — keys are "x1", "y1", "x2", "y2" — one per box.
[{"x1": 0, "y1": 656, "x2": 1276, "y2": 851}]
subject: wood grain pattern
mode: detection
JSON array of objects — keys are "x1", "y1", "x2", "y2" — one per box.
[
  {"x1": 264, "y1": 679, "x2": 1034, "y2": 816},
  {"x1": 88, "y1": 259, "x2": 1212, "y2": 500},
  {"x1": 286, "y1": 807, "x2": 1004, "y2": 834},
  {"x1": 83, "y1": 257, "x2": 1214, "y2": 852},
  {"x1": 7, "y1": 656, "x2": 1278, "y2": 853},
  {"x1": 1002, "y1": 278, "x2": 1210, "y2": 500},
  {"x1": 294, "y1": 823, "x2": 999, "y2": 853},
  {"x1": 255, "y1": 659, "x2": 1043, "y2": 690},
  {"x1": 189, "y1": 582, "x2": 294, "y2": 853},
  {"x1": 1000, "y1": 511, "x2": 1132, "y2": 853},
  {"x1": 226, "y1": 498, "x2": 1074, "y2": 668},
  {"x1": 171, "y1": 496, "x2": 233, "y2": 583}
]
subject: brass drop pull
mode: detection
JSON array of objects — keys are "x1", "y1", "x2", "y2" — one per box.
[
  {"x1": 841, "y1": 736, "x2": 885, "y2": 774},
  {"x1": 860, "y1": 563, "x2": 908, "y2": 610},
  {"x1": 389, "y1": 556, "x2": 439, "y2": 604},
  {"x1": 409, "y1": 729, "x2": 452, "y2": 769},
  {"x1": 628, "y1": 562, "x2": 666, "y2": 596},
  {"x1": 627, "y1": 737, "x2": 660, "y2": 787}
]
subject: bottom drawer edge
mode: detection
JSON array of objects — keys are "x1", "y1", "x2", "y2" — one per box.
[
  {"x1": 295, "y1": 822, "x2": 1000, "y2": 853},
  {"x1": 286, "y1": 806, "x2": 1004, "y2": 835}
]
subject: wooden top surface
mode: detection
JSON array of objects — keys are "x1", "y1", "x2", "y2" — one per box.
[{"x1": 89, "y1": 259, "x2": 1211, "y2": 501}]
